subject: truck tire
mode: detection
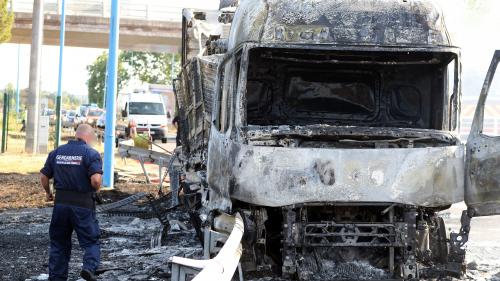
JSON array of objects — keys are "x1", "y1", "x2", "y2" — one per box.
[{"x1": 161, "y1": 138, "x2": 167, "y2": 144}]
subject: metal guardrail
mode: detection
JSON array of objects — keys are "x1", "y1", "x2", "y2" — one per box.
[
  {"x1": 171, "y1": 213, "x2": 244, "y2": 281},
  {"x1": 118, "y1": 139, "x2": 172, "y2": 165},
  {"x1": 11, "y1": 0, "x2": 220, "y2": 22},
  {"x1": 118, "y1": 139, "x2": 173, "y2": 189}
]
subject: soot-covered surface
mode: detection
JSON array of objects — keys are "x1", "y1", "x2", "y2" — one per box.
[{"x1": 0, "y1": 207, "x2": 201, "y2": 281}]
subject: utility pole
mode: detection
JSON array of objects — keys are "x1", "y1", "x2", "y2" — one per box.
[
  {"x1": 25, "y1": 0, "x2": 44, "y2": 154},
  {"x1": 103, "y1": 0, "x2": 120, "y2": 189},
  {"x1": 55, "y1": 0, "x2": 66, "y2": 148}
]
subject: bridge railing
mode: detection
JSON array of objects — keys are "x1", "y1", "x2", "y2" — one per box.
[{"x1": 11, "y1": 0, "x2": 219, "y2": 22}]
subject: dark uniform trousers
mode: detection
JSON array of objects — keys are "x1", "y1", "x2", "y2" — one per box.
[
  {"x1": 41, "y1": 139, "x2": 103, "y2": 280},
  {"x1": 49, "y1": 203, "x2": 100, "y2": 281}
]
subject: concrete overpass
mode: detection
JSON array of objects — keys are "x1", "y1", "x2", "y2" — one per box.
[{"x1": 9, "y1": 0, "x2": 220, "y2": 52}]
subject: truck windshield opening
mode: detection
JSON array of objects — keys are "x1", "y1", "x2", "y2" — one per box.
[{"x1": 245, "y1": 48, "x2": 457, "y2": 130}]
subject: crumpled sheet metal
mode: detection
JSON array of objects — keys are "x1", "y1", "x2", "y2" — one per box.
[{"x1": 209, "y1": 139, "x2": 465, "y2": 208}]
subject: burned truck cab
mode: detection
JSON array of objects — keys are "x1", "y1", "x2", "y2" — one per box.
[{"x1": 174, "y1": 0, "x2": 500, "y2": 280}]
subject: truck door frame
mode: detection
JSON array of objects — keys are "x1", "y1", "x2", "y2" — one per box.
[{"x1": 465, "y1": 50, "x2": 500, "y2": 217}]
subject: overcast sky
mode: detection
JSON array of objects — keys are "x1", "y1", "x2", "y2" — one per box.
[
  {"x1": 437, "y1": 0, "x2": 500, "y2": 97},
  {"x1": 0, "y1": 45, "x2": 103, "y2": 96},
  {"x1": 0, "y1": 0, "x2": 499, "y2": 97}
]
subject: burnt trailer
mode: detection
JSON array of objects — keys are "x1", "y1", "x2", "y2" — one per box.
[{"x1": 172, "y1": 0, "x2": 500, "y2": 279}]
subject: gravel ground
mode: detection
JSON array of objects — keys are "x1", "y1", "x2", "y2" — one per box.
[
  {"x1": 0, "y1": 173, "x2": 158, "y2": 210},
  {"x1": 0, "y1": 172, "x2": 201, "y2": 281},
  {"x1": 0, "y1": 207, "x2": 201, "y2": 281}
]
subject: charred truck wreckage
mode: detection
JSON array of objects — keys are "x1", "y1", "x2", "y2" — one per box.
[{"x1": 169, "y1": 0, "x2": 500, "y2": 280}]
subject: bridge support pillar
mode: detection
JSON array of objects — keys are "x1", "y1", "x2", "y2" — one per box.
[{"x1": 25, "y1": 0, "x2": 44, "y2": 154}]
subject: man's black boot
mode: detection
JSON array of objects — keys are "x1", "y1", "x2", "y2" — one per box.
[{"x1": 80, "y1": 269, "x2": 97, "y2": 281}]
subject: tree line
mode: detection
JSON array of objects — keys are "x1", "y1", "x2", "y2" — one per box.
[
  {"x1": 86, "y1": 51, "x2": 181, "y2": 107},
  {"x1": 0, "y1": 0, "x2": 14, "y2": 43}
]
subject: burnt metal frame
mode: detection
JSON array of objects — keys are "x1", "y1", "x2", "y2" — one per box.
[
  {"x1": 465, "y1": 50, "x2": 500, "y2": 217},
  {"x1": 211, "y1": 46, "x2": 246, "y2": 136},
  {"x1": 301, "y1": 222, "x2": 403, "y2": 247},
  {"x1": 242, "y1": 125, "x2": 461, "y2": 145},
  {"x1": 280, "y1": 205, "x2": 420, "y2": 279}
]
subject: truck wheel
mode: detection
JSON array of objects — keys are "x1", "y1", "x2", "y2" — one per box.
[{"x1": 161, "y1": 138, "x2": 167, "y2": 144}]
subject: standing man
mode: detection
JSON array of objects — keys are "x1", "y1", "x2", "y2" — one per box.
[
  {"x1": 172, "y1": 115, "x2": 181, "y2": 147},
  {"x1": 40, "y1": 124, "x2": 102, "y2": 281},
  {"x1": 20, "y1": 107, "x2": 27, "y2": 132}
]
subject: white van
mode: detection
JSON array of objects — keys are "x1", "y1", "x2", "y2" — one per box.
[{"x1": 117, "y1": 92, "x2": 170, "y2": 143}]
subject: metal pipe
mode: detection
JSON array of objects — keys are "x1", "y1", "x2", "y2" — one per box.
[
  {"x1": 54, "y1": 0, "x2": 66, "y2": 148},
  {"x1": 6, "y1": 94, "x2": 9, "y2": 151},
  {"x1": 15, "y1": 44, "x2": 21, "y2": 114},
  {"x1": 103, "y1": 0, "x2": 120, "y2": 189},
  {"x1": 2, "y1": 92, "x2": 8, "y2": 153}
]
